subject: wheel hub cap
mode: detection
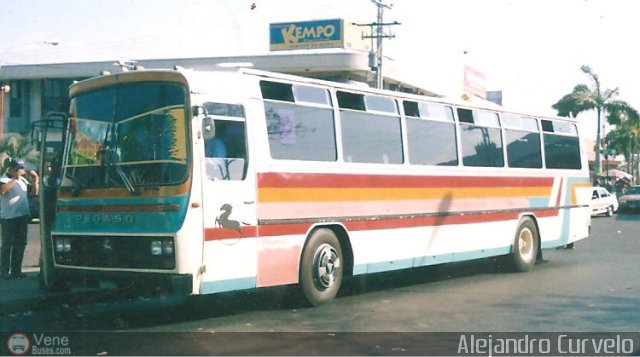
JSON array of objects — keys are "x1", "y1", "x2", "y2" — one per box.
[
  {"x1": 519, "y1": 228, "x2": 535, "y2": 263},
  {"x1": 313, "y1": 244, "x2": 341, "y2": 291}
]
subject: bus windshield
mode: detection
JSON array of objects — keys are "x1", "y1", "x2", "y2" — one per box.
[{"x1": 63, "y1": 81, "x2": 189, "y2": 191}]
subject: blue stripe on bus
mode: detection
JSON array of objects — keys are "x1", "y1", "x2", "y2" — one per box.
[
  {"x1": 353, "y1": 246, "x2": 512, "y2": 275},
  {"x1": 200, "y1": 277, "x2": 257, "y2": 294},
  {"x1": 540, "y1": 207, "x2": 571, "y2": 249},
  {"x1": 55, "y1": 195, "x2": 190, "y2": 234},
  {"x1": 540, "y1": 177, "x2": 590, "y2": 249},
  {"x1": 528, "y1": 197, "x2": 550, "y2": 207}
]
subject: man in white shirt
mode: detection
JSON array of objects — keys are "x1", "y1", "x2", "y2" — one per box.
[{"x1": 0, "y1": 158, "x2": 38, "y2": 280}]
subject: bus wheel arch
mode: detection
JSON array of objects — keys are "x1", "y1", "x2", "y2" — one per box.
[
  {"x1": 327, "y1": 224, "x2": 354, "y2": 277},
  {"x1": 298, "y1": 225, "x2": 353, "y2": 306},
  {"x1": 508, "y1": 215, "x2": 541, "y2": 272}
]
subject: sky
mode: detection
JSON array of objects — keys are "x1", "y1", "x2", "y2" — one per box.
[{"x1": 1, "y1": 0, "x2": 638, "y2": 140}]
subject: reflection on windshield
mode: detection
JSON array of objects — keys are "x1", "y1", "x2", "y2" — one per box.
[{"x1": 63, "y1": 82, "x2": 189, "y2": 190}]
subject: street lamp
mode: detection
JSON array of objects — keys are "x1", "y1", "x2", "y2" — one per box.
[{"x1": 0, "y1": 40, "x2": 60, "y2": 137}]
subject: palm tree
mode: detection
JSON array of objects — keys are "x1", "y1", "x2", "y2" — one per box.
[
  {"x1": 599, "y1": 96, "x2": 640, "y2": 185},
  {"x1": 606, "y1": 120, "x2": 640, "y2": 183},
  {"x1": 0, "y1": 133, "x2": 39, "y2": 172},
  {"x1": 552, "y1": 65, "x2": 638, "y2": 177}
]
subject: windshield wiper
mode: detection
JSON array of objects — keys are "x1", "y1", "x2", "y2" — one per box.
[
  {"x1": 65, "y1": 172, "x2": 84, "y2": 197},
  {"x1": 99, "y1": 123, "x2": 136, "y2": 194},
  {"x1": 114, "y1": 158, "x2": 136, "y2": 194},
  {"x1": 101, "y1": 147, "x2": 136, "y2": 194}
]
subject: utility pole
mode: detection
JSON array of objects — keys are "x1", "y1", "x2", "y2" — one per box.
[{"x1": 355, "y1": 0, "x2": 400, "y2": 89}]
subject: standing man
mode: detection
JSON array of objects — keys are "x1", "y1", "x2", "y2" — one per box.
[{"x1": 0, "y1": 158, "x2": 38, "y2": 280}]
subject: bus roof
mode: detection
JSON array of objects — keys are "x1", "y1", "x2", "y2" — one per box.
[{"x1": 70, "y1": 66, "x2": 578, "y2": 124}]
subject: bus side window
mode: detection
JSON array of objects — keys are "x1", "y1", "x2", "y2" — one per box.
[
  {"x1": 201, "y1": 102, "x2": 248, "y2": 181},
  {"x1": 204, "y1": 122, "x2": 228, "y2": 158},
  {"x1": 204, "y1": 118, "x2": 247, "y2": 181}
]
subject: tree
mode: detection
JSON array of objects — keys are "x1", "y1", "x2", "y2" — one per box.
[
  {"x1": 552, "y1": 65, "x2": 638, "y2": 177},
  {"x1": 0, "y1": 133, "x2": 39, "y2": 172},
  {"x1": 606, "y1": 120, "x2": 640, "y2": 183}
]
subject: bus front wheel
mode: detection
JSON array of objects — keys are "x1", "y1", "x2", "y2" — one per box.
[
  {"x1": 299, "y1": 228, "x2": 343, "y2": 306},
  {"x1": 508, "y1": 217, "x2": 539, "y2": 272}
]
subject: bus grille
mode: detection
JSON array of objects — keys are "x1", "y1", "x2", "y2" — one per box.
[{"x1": 52, "y1": 235, "x2": 176, "y2": 270}]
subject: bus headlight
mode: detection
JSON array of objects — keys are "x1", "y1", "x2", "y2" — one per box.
[
  {"x1": 55, "y1": 239, "x2": 64, "y2": 253},
  {"x1": 151, "y1": 241, "x2": 163, "y2": 256},
  {"x1": 162, "y1": 241, "x2": 174, "y2": 255},
  {"x1": 55, "y1": 238, "x2": 72, "y2": 253},
  {"x1": 151, "y1": 239, "x2": 174, "y2": 256}
]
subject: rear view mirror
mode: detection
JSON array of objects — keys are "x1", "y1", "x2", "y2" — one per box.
[
  {"x1": 202, "y1": 117, "x2": 216, "y2": 139},
  {"x1": 43, "y1": 157, "x2": 62, "y2": 189}
]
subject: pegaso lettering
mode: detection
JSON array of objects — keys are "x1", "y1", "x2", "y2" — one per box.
[
  {"x1": 281, "y1": 23, "x2": 336, "y2": 45},
  {"x1": 76, "y1": 214, "x2": 135, "y2": 224}
]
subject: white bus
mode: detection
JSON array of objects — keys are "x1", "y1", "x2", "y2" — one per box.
[{"x1": 38, "y1": 67, "x2": 591, "y2": 306}]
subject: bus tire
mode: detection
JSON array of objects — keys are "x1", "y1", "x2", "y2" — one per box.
[
  {"x1": 508, "y1": 217, "x2": 539, "y2": 272},
  {"x1": 299, "y1": 228, "x2": 343, "y2": 307}
]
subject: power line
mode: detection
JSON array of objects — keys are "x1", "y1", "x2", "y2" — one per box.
[{"x1": 354, "y1": 0, "x2": 400, "y2": 89}]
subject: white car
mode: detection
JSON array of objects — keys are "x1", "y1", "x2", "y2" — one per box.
[{"x1": 590, "y1": 187, "x2": 618, "y2": 217}]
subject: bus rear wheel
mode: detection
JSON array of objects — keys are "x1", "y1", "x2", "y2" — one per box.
[
  {"x1": 508, "y1": 217, "x2": 539, "y2": 272},
  {"x1": 299, "y1": 228, "x2": 343, "y2": 306}
]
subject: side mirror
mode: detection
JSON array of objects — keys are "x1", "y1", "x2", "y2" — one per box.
[
  {"x1": 42, "y1": 176, "x2": 61, "y2": 189},
  {"x1": 192, "y1": 105, "x2": 205, "y2": 117},
  {"x1": 202, "y1": 117, "x2": 215, "y2": 139},
  {"x1": 42, "y1": 158, "x2": 62, "y2": 189}
]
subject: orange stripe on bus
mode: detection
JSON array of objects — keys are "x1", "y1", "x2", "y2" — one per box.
[
  {"x1": 571, "y1": 182, "x2": 591, "y2": 205},
  {"x1": 258, "y1": 186, "x2": 552, "y2": 203},
  {"x1": 258, "y1": 172, "x2": 554, "y2": 189}
]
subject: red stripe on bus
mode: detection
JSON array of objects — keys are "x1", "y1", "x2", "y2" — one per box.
[
  {"x1": 555, "y1": 178, "x2": 564, "y2": 206},
  {"x1": 204, "y1": 208, "x2": 560, "y2": 241},
  {"x1": 205, "y1": 226, "x2": 259, "y2": 240},
  {"x1": 257, "y1": 172, "x2": 554, "y2": 189}
]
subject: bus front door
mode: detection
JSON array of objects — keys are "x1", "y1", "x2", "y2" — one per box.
[{"x1": 198, "y1": 109, "x2": 257, "y2": 295}]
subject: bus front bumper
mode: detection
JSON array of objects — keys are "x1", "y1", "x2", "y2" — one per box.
[{"x1": 51, "y1": 268, "x2": 193, "y2": 296}]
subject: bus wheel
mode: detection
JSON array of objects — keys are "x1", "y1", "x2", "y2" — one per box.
[
  {"x1": 508, "y1": 217, "x2": 539, "y2": 272},
  {"x1": 299, "y1": 228, "x2": 343, "y2": 306}
]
